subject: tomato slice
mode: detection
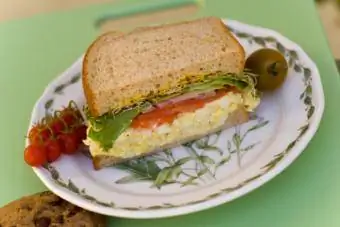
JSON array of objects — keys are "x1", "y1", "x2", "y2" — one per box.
[{"x1": 131, "y1": 89, "x2": 230, "y2": 129}]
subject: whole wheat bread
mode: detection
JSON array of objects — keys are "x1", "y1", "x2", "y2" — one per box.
[{"x1": 82, "y1": 17, "x2": 245, "y2": 117}]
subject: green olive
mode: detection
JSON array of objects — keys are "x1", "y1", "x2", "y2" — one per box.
[{"x1": 245, "y1": 48, "x2": 288, "y2": 91}]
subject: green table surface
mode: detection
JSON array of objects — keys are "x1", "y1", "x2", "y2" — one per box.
[{"x1": 1, "y1": 0, "x2": 340, "y2": 226}]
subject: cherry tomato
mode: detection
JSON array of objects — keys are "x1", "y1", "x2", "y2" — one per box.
[
  {"x1": 61, "y1": 111, "x2": 79, "y2": 127},
  {"x1": 75, "y1": 125, "x2": 87, "y2": 144},
  {"x1": 28, "y1": 125, "x2": 40, "y2": 142},
  {"x1": 58, "y1": 133, "x2": 79, "y2": 155},
  {"x1": 29, "y1": 126, "x2": 51, "y2": 144},
  {"x1": 24, "y1": 102, "x2": 86, "y2": 166},
  {"x1": 50, "y1": 119, "x2": 65, "y2": 136},
  {"x1": 45, "y1": 139, "x2": 62, "y2": 162},
  {"x1": 24, "y1": 144, "x2": 47, "y2": 167}
]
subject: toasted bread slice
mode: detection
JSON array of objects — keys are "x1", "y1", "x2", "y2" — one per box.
[
  {"x1": 91, "y1": 107, "x2": 249, "y2": 170},
  {"x1": 82, "y1": 17, "x2": 245, "y2": 117}
]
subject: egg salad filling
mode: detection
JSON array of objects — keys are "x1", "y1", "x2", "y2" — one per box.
[{"x1": 84, "y1": 91, "x2": 259, "y2": 158}]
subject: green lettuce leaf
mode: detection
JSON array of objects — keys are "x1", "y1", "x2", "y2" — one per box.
[
  {"x1": 151, "y1": 72, "x2": 257, "y2": 103},
  {"x1": 86, "y1": 103, "x2": 151, "y2": 150},
  {"x1": 86, "y1": 72, "x2": 257, "y2": 151},
  {"x1": 87, "y1": 108, "x2": 140, "y2": 150}
]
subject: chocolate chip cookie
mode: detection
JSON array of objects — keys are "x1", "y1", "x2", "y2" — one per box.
[{"x1": 0, "y1": 191, "x2": 107, "y2": 226}]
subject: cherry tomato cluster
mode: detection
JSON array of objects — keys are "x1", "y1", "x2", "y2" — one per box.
[{"x1": 24, "y1": 101, "x2": 87, "y2": 167}]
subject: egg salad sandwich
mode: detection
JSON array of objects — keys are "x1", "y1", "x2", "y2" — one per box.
[{"x1": 82, "y1": 17, "x2": 260, "y2": 170}]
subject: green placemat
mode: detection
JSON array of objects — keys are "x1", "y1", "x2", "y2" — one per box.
[{"x1": 0, "y1": 0, "x2": 340, "y2": 226}]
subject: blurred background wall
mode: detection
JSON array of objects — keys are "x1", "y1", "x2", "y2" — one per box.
[{"x1": 0, "y1": 0, "x2": 339, "y2": 60}]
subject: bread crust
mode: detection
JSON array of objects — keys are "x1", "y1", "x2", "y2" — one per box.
[
  {"x1": 82, "y1": 38, "x2": 98, "y2": 116},
  {"x1": 92, "y1": 106, "x2": 249, "y2": 170},
  {"x1": 82, "y1": 17, "x2": 246, "y2": 117},
  {"x1": 82, "y1": 31, "x2": 125, "y2": 117},
  {"x1": 218, "y1": 19, "x2": 246, "y2": 70}
]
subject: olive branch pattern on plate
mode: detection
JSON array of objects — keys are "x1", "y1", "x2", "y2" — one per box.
[
  {"x1": 30, "y1": 19, "x2": 323, "y2": 218},
  {"x1": 113, "y1": 116, "x2": 269, "y2": 189}
]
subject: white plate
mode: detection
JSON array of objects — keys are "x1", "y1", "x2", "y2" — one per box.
[{"x1": 27, "y1": 19, "x2": 325, "y2": 219}]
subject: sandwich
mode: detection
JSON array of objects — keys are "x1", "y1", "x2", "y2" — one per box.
[{"x1": 82, "y1": 17, "x2": 260, "y2": 170}]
